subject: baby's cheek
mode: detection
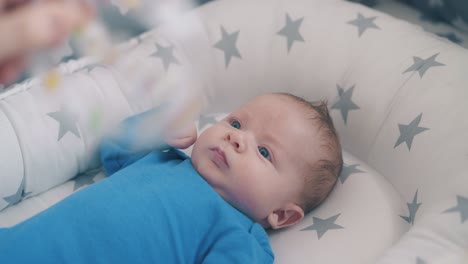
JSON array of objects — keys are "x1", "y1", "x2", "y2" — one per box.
[{"x1": 236, "y1": 177, "x2": 273, "y2": 216}]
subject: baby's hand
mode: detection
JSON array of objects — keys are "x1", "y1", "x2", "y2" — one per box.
[{"x1": 165, "y1": 123, "x2": 197, "y2": 149}]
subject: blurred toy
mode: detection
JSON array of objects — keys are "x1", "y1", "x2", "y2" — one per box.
[{"x1": 36, "y1": 0, "x2": 205, "y2": 148}]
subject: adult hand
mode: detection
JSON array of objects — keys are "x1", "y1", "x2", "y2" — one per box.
[{"x1": 0, "y1": 0, "x2": 94, "y2": 85}]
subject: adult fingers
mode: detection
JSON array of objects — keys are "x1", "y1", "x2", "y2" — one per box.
[
  {"x1": 0, "y1": 0, "x2": 31, "y2": 13},
  {"x1": 0, "y1": 56, "x2": 25, "y2": 84},
  {"x1": 0, "y1": 1, "x2": 94, "y2": 61}
]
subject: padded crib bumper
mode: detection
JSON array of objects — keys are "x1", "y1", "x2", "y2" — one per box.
[
  {"x1": 0, "y1": 0, "x2": 467, "y2": 263},
  {"x1": 0, "y1": 63, "x2": 136, "y2": 210},
  {"x1": 0, "y1": 110, "x2": 23, "y2": 208}
]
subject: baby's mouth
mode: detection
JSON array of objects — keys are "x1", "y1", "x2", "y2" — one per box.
[{"x1": 209, "y1": 147, "x2": 229, "y2": 168}]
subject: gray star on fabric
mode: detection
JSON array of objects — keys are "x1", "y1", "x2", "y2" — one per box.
[
  {"x1": 152, "y1": 43, "x2": 180, "y2": 71},
  {"x1": 331, "y1": 85, "x2": 360, "y2": 125},
  {"x1": 416, "y1": 257, "x2": 427, "y2": 264},
  {"x1": 198, "y1": 115, "x2": 218, "y2": 129},
  {"x1": 73, "y1": 169, "x2": 100, "y2": 191},
  {"x1": 213, "y1": 26, "x2": 242, "y2": 68},
  {"x1": 3, "y1": 176, "x2": 32, "y2": 206},
  {"x1": 400, "y1": 190, "x2": 421, "y2": 225},
  {"x1": 394, "y1": 113, "x2": 429, "y2": 151},
  {"x1": 403, "y1": 53, "x2": 445, "y2": 78},
  {"x1": 347, "y1": 13, "x2": 380, "y2": 37},
  {"x1": 301, "y1": 213, "x2": 344, "y2": 239},
  {"x1": 443, "y1": 195, "x2": 468, "y2": 223},
  {"x1": 428, "y1": 0, "x2": 444, "y2": 7},
  {"x1": 47, "y1": 105, "x2": 81, "y2": 141},
  {"x1": 339, "y1": 163, "x2": 365, "y2": 183},
  {"x1": 277, "y1": 13, "x2": 305, "y2": 53}
]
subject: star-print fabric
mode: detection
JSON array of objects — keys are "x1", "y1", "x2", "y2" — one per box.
[{"x1": 0, "y1": 0, "x2": 467, "y2": 263}]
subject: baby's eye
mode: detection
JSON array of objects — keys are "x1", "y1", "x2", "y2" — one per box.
[
  {"x1": 230, "y1": 120, "x2": 241, "y2": 129},
  {"x1": 258, "y1": 146, "x2": 270, "y2": 159}
]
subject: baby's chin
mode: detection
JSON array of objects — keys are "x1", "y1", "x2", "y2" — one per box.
[
  {"x1": 190, "y1": 156, "x2": 264, "y2": 223},
  {"x1": 190, "y1": 157, "x2": 216, "y2": 184}
]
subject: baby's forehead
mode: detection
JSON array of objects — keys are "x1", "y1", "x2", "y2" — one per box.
[{"x1": 232, "y1": 95, "x2": 320, "y2": 134}]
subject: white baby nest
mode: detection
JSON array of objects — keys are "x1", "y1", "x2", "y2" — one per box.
[{"x1": 0, "y1": 0, "x2": 467, "y2": 263}]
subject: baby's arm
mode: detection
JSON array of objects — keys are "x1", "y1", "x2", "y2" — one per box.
[
  {"x1": 201, "y1": 227, "x2": 274, "y2": 264},
  {"x1": 100, "y1": 137, "x2": 148, "y2": 177},
  {"x1": 100, "y1": 111, "x2": 155, "y2": 176},
  {"x1": 100, "y1": 107, "x2": 197, "y2": 176}
]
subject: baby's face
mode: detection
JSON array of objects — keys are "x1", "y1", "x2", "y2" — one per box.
[{"x1": 191, "y1": 94, "x2": 322, "y2": 224}]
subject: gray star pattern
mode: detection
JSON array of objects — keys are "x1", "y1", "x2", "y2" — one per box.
[
  {"x1": 403, "y1": 53, "x2": 445, "y2": 78},
  {"x1": 301, "y1": 213, "x2": 344, "y2": 239},
  {"x1": 443, "y1": 195, "x2": 468, "y2": 223},
  {"x1": 400, "y1": 190, "x2": 421, "y2": 225},
  {"x1": 416, "y1": 257, "x2": 427, "y2": 264},
  {"x1": 277, "y1": 13, "x2": 305, "y2": 53},
  {"x1": 3, "y1": 176, "x2": 32, "y2": 206},
  {"x1": 47, "y1": 105, "x2": 81, "y2": 141},
  {"x1": 394, "y1": 113, "x2": 429, "y2": 151},
  {"x1": 331, "y1": 85, "x2": 360, "y2": 125},
  {"x1": 347, "y1": 13, "x2": 380, "y2": 37},
  {"x1": 214, "y1": 26, "x2": 242, "y2": 68},
  {"x1": 339, "y1": 163, "x2": 365, "y2": 183},
  {"x1": 153, "y1": 43, "x2": 180, "y2": 71},
  {"x1": 198, "y1": 115, "x2": 218, "y2": 129}
]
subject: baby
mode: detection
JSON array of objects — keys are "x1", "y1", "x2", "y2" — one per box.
[{"x1": 0, "y1": 93, "x2": 342, "y2": 263}]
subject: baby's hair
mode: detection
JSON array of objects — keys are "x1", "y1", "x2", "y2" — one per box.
[{"x1": 276, "y1": 93, "x2": 343, "y2": 214}]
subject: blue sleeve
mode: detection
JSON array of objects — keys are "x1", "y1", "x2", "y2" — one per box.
[
  {"x1": 100, "y1": 106, "x2": 170, "y2": 176},
  {"x1": 201, "y1": 224, "x2": 274, "y2": 264},
  {"x1": 100, "y1": 137, "x2": 150, "y2": 177}
]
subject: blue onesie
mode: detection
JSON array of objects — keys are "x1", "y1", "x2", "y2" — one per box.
[{"x1": 0, "y1": 110, "x2": 274, "y2": 264}]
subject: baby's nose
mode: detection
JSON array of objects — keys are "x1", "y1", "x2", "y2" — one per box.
[{"x1": 226, "y1": 131, "x2": 245, "y2": 152}]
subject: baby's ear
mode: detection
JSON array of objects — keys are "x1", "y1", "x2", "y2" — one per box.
[{"x1": 267, "y1": 203, "x2": 304, "y2": 229}]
